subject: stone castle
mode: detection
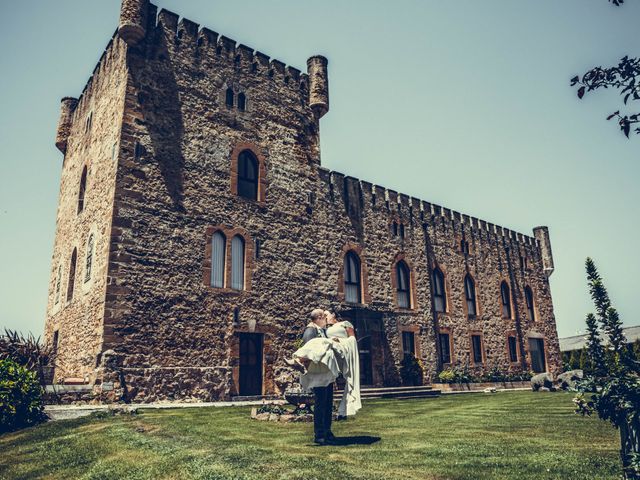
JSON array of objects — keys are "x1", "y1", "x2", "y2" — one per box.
[{"x1": 45, "y1": 0, "x2": 561, "y2": 402}]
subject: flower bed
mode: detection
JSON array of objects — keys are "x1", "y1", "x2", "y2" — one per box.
[{"x1": 251, "y1": 403, "x2": 317, "y2": 422}]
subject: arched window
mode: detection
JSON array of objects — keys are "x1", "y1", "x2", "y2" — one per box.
[
  {"x1": 344, "y1": 251, "x2": 362, "y2": 304},
  {"x1": 66, "y1": 248, "x2": 77, "y2": 303},
  {"x1": 237, "y1": 150, "x2": 258, "y2": 201},
  {"x1": 211, "y1": 231, "x2": 226, "y2": 288},
  {"x1": 464, "y1": 275, "x2": 477, "y2": 317},
  {"x1": 396, "y1": 261, "x2": 411, "y2": 308},
  {"x1": 84, "y1": 234, "x2": 94, "y2": 283},
  {"x1": 501, "y1": 281, "x2": 512, "y2": 319},
  {"x1": 237, "y1": 92, "x2": 246, "y2": 111},
  {"x1": 231, "y1": 235, "x2": 245, "y2": 290},
  {"x1": 525, "y1": 286, "x2": 535, "y2": 321},
  {"x1": 78, "y1": 166, "x2": 87, "y2": 214},
  {"x1": 225, "y1": 87, "x2": 234, "y2": 108},
  {"x1": 432, "y1": 267, "x2": 446, "y2": 313}
]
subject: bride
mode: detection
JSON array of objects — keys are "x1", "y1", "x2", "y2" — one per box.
[{"x1": 287, "y1": 311, "x2": 362, "y2": 417}]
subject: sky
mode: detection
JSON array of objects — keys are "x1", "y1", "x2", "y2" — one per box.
[{"x1": 0, "y1": 0, "x2": 638, "y2": 339}]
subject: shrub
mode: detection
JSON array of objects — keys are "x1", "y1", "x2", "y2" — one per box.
[
  {"x1": 438, "y1": 368, "x2": 456, "y2": 384},
  {"x1": 483, "y1": 366, "x2": 505, "y2": 383},
  {"x1": 0, "y1": 359, "x2": 48, "y2": 433},
  {"x1": 400, "y1": 355, "x2": 424, "y2": 386}
]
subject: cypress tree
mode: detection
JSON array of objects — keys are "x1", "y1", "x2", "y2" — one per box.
[
  {"x1": 585, "y1": 257, "x2": 631, "y2": 372},
  {"x1": 576, "y1": 258, "x2": 640, "y2": 479},
  {"x1": 579, "y1": 347, "x2": 588, "y2": 372},
  {"x1": 569, "y1": 349, "x2": 580, "y2": 370},
  {"x1": 633, "y1": 339, "x2": 640, "y2": 362},
  {"x1": 585, "y1": 313, "x2": 606, "y2": 377}
]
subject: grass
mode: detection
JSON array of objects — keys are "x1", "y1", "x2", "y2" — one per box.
[{"x1": 0, "y1": 391, "x2": 621, "y2": 480}]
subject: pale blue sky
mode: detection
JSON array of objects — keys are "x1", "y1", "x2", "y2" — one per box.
[{"x1": 0, "y1": 0, "x2": 638, "y2": 338}]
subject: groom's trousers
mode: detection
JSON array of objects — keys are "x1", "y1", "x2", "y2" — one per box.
[{"x1": 313, "y1": 383, "x2": 333, "y2": 440}]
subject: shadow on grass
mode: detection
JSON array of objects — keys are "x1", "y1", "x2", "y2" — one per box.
[{"x1": 313, "y1": 436, "x2": 381, "y2": 446}]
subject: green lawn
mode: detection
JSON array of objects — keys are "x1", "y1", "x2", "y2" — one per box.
[{"x1": 0, "y1": 391, "x2": 621, "y2": 480}]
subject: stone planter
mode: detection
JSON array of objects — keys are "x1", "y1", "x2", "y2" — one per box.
[
  {"x1": 284, "y1": 392, "x2": 314, "y2": 407},
  {"x1": 251, "y1": 407, "x2": 316, "y2": 423}
]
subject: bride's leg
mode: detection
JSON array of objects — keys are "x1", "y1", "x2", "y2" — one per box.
[{"x1": 285, "y1": 356, "x2": 309, "y2": 373}]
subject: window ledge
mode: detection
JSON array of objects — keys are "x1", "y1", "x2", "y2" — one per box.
[
  {"x1": 207, "y1": 287, "x2": 248, "y2": 294},
  {"x1": 395, "y1": 307, "x2": 418, "y2": 313},
  {"x1": 343, "y1": 301, "x2": 368, "y2": 308}
]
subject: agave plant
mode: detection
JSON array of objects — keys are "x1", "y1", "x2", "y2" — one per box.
[{"x1": 0, "y1": 329, "x2": 55, "y2": 386}]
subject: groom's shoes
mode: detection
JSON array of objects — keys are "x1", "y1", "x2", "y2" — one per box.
[{"x1": 313, "y1": 437, "x2": 337, "y2": 446}]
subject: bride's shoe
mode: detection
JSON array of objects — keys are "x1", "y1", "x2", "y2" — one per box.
[{"x1": 285, "y1": 357, "x2": 307, "y2": 374}]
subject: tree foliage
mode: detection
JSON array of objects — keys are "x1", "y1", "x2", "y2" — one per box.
[
  {"x1": 0, "y1": 359, "x2": 48, "y2": 433},
  {"x1": 585, "y1": 313, "x2": 607, "y2": 376},
  {"x1": 571, "y1": 1, "x2": 639, "y2": 137},
  {"x1": 574, "y1": 258, "x2": 640, "y2": 479}
]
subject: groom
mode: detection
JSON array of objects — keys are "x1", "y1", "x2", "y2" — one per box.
[{"x1": 302, "y1": 308, "x2": 336, "y2": 445}]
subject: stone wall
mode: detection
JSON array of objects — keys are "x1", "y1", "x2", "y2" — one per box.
[
  {"x1": 44, "y1": 34, "x2": 129, "y2": 383},
  {"x1": 46, "y1": 0, "x2": 561, "y2": 402},
  {"x1": 312, "y1": 173, "x2": 561, "y2": 385}
]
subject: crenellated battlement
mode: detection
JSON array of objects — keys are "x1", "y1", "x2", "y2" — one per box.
[
  {"x1": 321, "y1": 168, "x2": 540, "y2": 251},
  {"x1": 54, "y1": 29, "x2": 127, "y2": 155},
  {"x1": 148, "y1": 5, "x2": 314, "y2": 98}
]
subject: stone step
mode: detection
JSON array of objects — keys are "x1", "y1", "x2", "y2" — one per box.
[
  {"x1": 335, "y1": 385, "x2": 441, "y2": 400},
  {"x1": 339, "y1": 385, "x2": 434, "y2": 393}
]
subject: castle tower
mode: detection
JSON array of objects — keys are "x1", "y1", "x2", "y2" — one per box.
[
  {"x1": 118, "y1": 0, "x2": 149, "y2": 46},
  {"x1": 306, "y1": 55, "x2": 329, "y2": 118},
  {"x1": 45, "y1": 0, "x2": 333, "y2": 399},
  {"x1": 54, "y1": 97, "x2": 78, "y2": 154},
  {"x1": 533, "y1": 226, "x2": 555, "y2": 277}
]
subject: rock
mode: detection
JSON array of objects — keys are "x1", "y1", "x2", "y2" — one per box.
[
  {"x1": 539, "y1": 387, "x2": 551, "y2": 392},
  {"x1": 255, "y1": 413, "x2": 269, "y2": 421},
  {"x1": 279, "y1": 414, "x2": 294, "y2": 422},
  {"x1": 268, "y1": 413, "x2": 279, "y2": 422},
  {"x1": 291, "y1": 414, "x2": 313, "y2": 423},
  {"x1": 531, "y1": 373, "x2": 554, "y2": 391},
  {"x1": 556, "y1": 370, "x2": 584, "y2": 390}
]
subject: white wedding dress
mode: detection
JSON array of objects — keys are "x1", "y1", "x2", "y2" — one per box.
[{"x1": 295, "y1": 321, "x2": 362, "y2": 416}]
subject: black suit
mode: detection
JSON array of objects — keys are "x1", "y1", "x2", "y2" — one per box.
[{"x1": 302, "y1": 325, "x2": 334, "y2": 442}]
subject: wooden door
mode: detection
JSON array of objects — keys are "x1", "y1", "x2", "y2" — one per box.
[
  {"x1": 239, "y1": 333, "x2": 263, "y2": 396},
  {"x1": 528, "y1": 338, "x2": 546, "y2": 373}
]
